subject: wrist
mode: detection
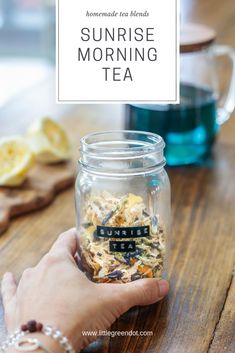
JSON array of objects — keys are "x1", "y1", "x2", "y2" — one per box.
[
  {"x1": 26, "y1": 333, "x2": 65, "y2": 353},
  {"x1": 42, "y1": 320, "x2": 83, "y2": 352},
  {"x1": 44, "y1": 317, "x2": 83, "y2": 352}
]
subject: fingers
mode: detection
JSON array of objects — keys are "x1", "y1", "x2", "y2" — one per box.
[
  {"x1": 49, "y1": 228, "x2": 78, "y2": 257},
  {"x1": 1, "y1": 272, "x2": 17, "y2": 308},
  {"x1": 114, "y1": 279, "x2": 169, "y2": 312}
]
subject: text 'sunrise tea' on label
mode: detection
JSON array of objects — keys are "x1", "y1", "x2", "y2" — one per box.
[{"x1": 96, "y1": 225, "x2": 150, "y2": 252}]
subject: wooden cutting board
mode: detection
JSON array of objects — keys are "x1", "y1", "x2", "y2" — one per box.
[{"x1": 0, "y1": 162, "x2": 75, "y2": 235}]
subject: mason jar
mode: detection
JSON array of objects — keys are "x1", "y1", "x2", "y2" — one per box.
[{"x1": 75, "y1": 131, "x2": 170, "y2": 283}]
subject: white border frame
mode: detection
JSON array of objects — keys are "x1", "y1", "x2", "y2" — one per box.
[{"x1": 56, "y1": 0, "x2": 180, "y2": 104}]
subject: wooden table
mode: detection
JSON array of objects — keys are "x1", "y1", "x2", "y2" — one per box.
[{"x1": 0, "y1": 0, "x2": 235, "y2": 352}]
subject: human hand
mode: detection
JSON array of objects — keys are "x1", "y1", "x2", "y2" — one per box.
[{"x1": 1, "y1": 228, "x2": 169, "y2": 352}]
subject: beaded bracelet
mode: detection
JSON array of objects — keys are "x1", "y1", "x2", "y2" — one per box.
[{"x1": 0, "y1": 320, "x2": 75, "y2": 353}]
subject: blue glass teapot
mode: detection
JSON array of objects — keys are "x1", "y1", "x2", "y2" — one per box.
[{"x1": 126, "y1": 24, "x2": 235, "y2": 165}]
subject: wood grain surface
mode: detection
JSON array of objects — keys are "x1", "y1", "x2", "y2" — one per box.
[
  {"x1": 209, "y1": 276, "x2": 235, "y2": 353},
  {"x1": 0, "y1": 0, "x2": 235, "y2": 352},
  {"x1": 0, "y1": 163, "x2": 74, "y2": 235}
]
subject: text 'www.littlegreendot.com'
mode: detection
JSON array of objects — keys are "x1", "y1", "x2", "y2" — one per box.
[{"x1": 82, "y1": 330, "x2": 153, "y2": 338}]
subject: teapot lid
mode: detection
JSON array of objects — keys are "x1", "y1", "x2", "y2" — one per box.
[{"x1": 180, "y1": 23, "x2": 216, "y2": 53}]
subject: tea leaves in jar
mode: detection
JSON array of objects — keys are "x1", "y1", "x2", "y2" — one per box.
[{"x1": 79, "y1": 192, "x2": 166, "y2": 283}]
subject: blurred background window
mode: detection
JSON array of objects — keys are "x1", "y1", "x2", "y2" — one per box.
[
  {"x1": 1, "y1": 0, "x2": 45, "y2": 57},
  {"x1": 0, "y1": 0, "x2": 55, "y2": 107}
]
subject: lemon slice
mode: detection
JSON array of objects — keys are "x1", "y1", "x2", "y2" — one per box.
[
  {"x1": 0, "y1": 137, "x2": 35, "y2": 187},
  {"x1": 27, "y1": 117, "x2": 71, "y2": 164}
]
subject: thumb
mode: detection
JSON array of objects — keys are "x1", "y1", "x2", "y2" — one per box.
[{"x1": 115, "y1": 279, "x2": 169, "y2": 312}]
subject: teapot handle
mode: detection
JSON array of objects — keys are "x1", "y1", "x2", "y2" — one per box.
[{"x1": 211, "y1": 45, "x2": 235, "y2": 125}]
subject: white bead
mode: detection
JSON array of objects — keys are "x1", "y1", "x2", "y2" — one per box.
[
  {"x1": 60, "y1": 336, "x2": 69, "y2": 345},
  {"x1": 53, "y1": 330, "x2": 62, "y2": 339},
  {"x1": 44, "y1": 325, "x2": 53, "y2": 336}
]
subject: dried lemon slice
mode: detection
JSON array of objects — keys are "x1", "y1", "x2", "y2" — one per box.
[
  {"x1": 27, "y1": 117, "x2": 71, "y2": 164},
  {"x1": 0, "y1": 136, "x2": 35, "y2": 186}
]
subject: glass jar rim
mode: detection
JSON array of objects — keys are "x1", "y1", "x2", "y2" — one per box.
[
  {"x1": 80, "y1": 130, "x2": 165, "y2": 156},
  {"x1": 79, "y1": 130, "x2": 165, "y2": 175}
]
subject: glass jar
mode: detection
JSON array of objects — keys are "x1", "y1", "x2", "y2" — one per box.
[{"x1": 75, "y1": 131, "x2": 170, "y2": 283}]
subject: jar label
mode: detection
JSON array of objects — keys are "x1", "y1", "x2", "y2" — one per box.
[
  {"x1": 96, "y1": 225, "x2": 150, "y2": 238},
  {"x1": 96, "y1": 226, "x2": 149, "y2": 253}
]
